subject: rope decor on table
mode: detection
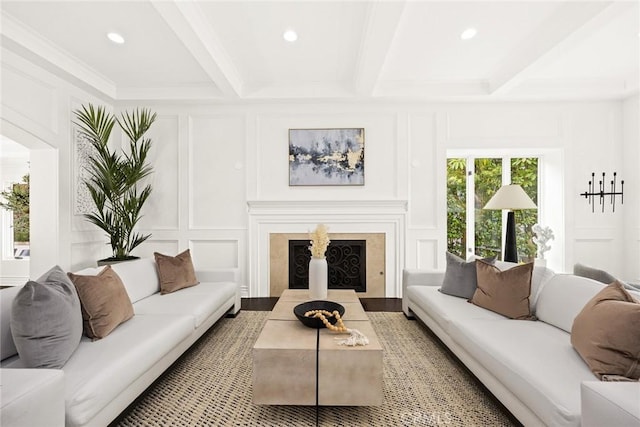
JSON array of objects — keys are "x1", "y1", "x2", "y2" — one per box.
[{"x1": 303, "y1": 309, "x2": 370, "y2": 346}]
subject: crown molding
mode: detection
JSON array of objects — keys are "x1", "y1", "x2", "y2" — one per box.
[{"x1": 1, "y1": 11, "x2": 116, "y2": 99}]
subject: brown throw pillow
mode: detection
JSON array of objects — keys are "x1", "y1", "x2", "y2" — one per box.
[
  {"x1": 67, "y1": 266, "x2": 134, "y2": 340},
  {"x1": 571, "y1": 281, "x2": 640, "y2": 380},
  {"x1": 470, "y1": 260, "x2": 534, "y2": 320},
  {"x1": 154, "y1": 249, "x2": 199, "y2": 294}
]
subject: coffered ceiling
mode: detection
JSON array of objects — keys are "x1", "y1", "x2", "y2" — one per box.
[{"x1": 1, "y1": 0, "x2": 638, "y2": 102}]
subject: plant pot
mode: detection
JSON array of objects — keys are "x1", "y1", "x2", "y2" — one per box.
[{"x1": 97, "y1": 256, "x2": 140, "y2": 267}]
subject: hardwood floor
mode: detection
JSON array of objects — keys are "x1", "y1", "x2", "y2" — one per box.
[{"x1": 241, "y1": 297, "x2": 402, "y2": 312}]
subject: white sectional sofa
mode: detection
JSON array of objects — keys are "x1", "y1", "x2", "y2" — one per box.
[
  {"x1": 0, "y1": 258, "x2": 241, "y2": 427},
  {"x1": 403, "y1": 265, "x2": 640, "y2": 427}
]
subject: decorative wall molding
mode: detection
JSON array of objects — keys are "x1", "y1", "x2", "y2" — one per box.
[
  {"x1": 248, "y1": 200, "x2": 407, "y2": 215},
  {"x1": 247, "y1": 199, "x2": 407, "y2": 298}
]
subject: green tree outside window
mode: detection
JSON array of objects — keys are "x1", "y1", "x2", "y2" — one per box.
[
  {"x1": 447, "y1": 157, "x2": 538, "y2": 262},
  {"x1": 0, "y1": 173, "x2": 30, "y2": 244}
]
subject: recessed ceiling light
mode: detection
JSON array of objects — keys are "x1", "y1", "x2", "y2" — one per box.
[
  {"x1": 460, "y1": 27, "x2": 477, "y2": 40},
  {"x1": 107, "y1": 32, "x2": 125, "y2": 44},
  {"x1": 283, "y1": 29, "x2": 298, "y2": 42}
]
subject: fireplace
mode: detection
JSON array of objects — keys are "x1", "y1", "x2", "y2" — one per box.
[
  {"x1": 247, "y1": 199, "x2": 407, "y2": 298},
  {"x1": 288, "y1": 240, "x2": 367, "y2": 292},
  {"x1": 269, "y1": 232, "x2": 386, "y2": 297}
]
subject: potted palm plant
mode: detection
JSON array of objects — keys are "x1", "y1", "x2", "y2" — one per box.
[{"x1": 73, "y1": 104, "x2": 157, "y2": 265}]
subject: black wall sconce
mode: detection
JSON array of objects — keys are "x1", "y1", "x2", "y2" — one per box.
[{"x1": 580, "y1": 172, "x2": 624, "y2": 213}]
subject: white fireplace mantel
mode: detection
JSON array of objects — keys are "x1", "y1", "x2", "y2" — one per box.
[
  {"x1": 247, "y1": 200, "x2": 408, "y2": 297},
  {"x1": 247, "y1": 200, "x2": 408, "y2": 215}
]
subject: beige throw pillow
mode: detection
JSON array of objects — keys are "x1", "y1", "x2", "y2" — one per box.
[
  {"x1": 571, "y1": 281, "x2": 640, "y2": 380},
  {"x1": 67, "y1": 266, "x2": 134, "y2": 340},
  {"x1": 470, "y1": 260, "x2": 535, "y2": 320},
  {"x1": 154, "y1": 249, "x2": 199, "y2": 294}
]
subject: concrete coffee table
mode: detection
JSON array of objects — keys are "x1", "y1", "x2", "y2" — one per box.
[{"x1": 252, "y1": 289, "x2": 383, "y2": 406}]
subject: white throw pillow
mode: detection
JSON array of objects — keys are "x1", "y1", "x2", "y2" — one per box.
[
  {"x1": 536, "y1": 274, "x2": 606, "y2": 333},
  {"x1": 110, "y1": 258, "x2": 160, "y2": 303}
]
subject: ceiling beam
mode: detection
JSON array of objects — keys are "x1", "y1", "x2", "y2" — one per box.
[
  {"x1": 0, "y1": 11, "x2": 116, "y2": 99},
  {"x1": 354, "y1": 0, "x2": 407, "y2": 97},
  {"x1": 151, "y1": 1, "x2": 243, "y2": 98},
  {"x1": 488, "y1": 1, "x2": 630, "y2": 96}
]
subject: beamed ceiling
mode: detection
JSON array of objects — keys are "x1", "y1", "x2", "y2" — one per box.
[{"x1": 1, "y1": 0, "x2": 638, "y2": 102}]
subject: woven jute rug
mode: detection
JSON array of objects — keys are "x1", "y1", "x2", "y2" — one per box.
[{"x1": 117, "y1": 311, "x2": 517, "y2": 427}]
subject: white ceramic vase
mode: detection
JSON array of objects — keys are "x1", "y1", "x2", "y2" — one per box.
[{"x1": 308, "y1": 257, "x2": 328, "y2": 300}]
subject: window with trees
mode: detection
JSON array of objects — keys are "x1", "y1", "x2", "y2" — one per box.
[
  {"x1": 1, "y1": 174, "x2": 30, "y2": 259},
  {"x1": 447, "y1": 157, "x2": 538, "y2": 262}
]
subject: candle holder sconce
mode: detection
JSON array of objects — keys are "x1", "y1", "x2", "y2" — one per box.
[{"x1": 580, "y1": 172, "x2": 624, "y2": 213}]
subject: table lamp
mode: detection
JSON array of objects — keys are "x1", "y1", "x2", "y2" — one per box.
[{"x1": 484, "y1": 184, "x2": 537, "y2": 263}]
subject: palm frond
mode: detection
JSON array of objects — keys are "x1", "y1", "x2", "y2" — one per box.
[{"x1": 74, "y1": 104, "x2": 157, "y2": 259}]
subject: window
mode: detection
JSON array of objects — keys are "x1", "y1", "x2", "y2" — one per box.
[
  {"x1": 1, "y1": 175, "x2": 30, "y2": 260},
  {"x1": 447, "y1": 156, "x2": 538, "y2": 262}
]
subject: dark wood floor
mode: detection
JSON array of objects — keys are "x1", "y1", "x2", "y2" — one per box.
[{"x1": 241, "y1": 297, "x2": 402, "y2": 312}]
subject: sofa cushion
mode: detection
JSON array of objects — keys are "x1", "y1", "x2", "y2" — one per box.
[
  {"x1": 536, "y1": 274, "x2": 605, "y2": 333},
  {"x1": 581, "y1": 382, "x2": 640, "y2": 427},
  {"x1": 68, "y1": 266, "x2": 134, "y2": 340},
  {"x1": 573, "y1": 263, "x2": 616, "y2": 284},
  {"x1": 530, "y1": 265, "x2": 555, "y2": 314},
  {"x1": 470, "y1": 261, "x2": 534, "y2": 320},
  {"x1": 133, "y1": 282, "x2": 236, "y2": 328},
  {"x1": 440, "y1": 252, "x2": 492, "y2": 299},
  {"x1": 406, "y1": 286, "x2": 504, "y2": 333},
  {"x1": 449, "y1": 318, "x2": 596, "y2": 427},
  {"x1": 154, "y1": 249, "x2": 199, "y2": 294},
  {"x1": 1, "y1": 286, "x2": 21, "y2": 360},
  {"x1": 110, "y1": 258, "x2": 160, "y2": 303},
  {"x1": 61, "y1": 314, "x2": 194, "y2": 427},
  {"x1": 0, "y1": 368, "x2": 65, "y2": 427},
  {"x1": 465, "y1": 261, "x2": 553, "y2": 313},
  {"x1": 10, "y1": 266, "x2": 83, "y2": 368},
  {"x1": 571, "y1": 281, "x2": 640, "y2": 380}
]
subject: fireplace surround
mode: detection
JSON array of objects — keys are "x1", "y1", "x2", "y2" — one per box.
[{"x1": 247, "y1": 200, "x2": 407, "y2": 298}]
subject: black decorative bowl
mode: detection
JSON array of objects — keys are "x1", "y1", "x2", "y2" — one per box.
[{"x1": 294, "y1": 301, "x2": 345, "y2": 329}]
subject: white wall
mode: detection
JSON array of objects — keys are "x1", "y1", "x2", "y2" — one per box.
[
  {"x1": 2, "y1": 48, "x2": 636, "y2": 293},
  {"x1": 622, "y1": 95, "x2": 639, "y2": 282},
  {"x1": 1, "y1": 47, "x2": 110, "y2": 278}
]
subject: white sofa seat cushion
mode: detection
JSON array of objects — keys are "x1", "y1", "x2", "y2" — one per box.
[
  {"x1": 449, "y1": 318, "x2": 597, "y2": 427},
  {"x1": 133, "y1": 282, "x2": 236, "y2": 328},
  {"x1": 1, "y1": 368, "x2": 65, "y2": 427},
  {"x1": 61, "y1": 314, "x2": 193, "y2": 427},
  {"x1": 406, "y1": 286, "x2": 504, "y2": 333}
]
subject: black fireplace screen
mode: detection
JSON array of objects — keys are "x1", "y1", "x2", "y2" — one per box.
[{"x1": 288, "y1": 240, "x2": 366, "y2": 293}]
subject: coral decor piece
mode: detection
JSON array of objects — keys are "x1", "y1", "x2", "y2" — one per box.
[
  {"x1": 309, "y1": 224, "x2": 331, "y2": 258},
  {"x1": 532, "y1": 224, "x2": 554, "y2": 259}
]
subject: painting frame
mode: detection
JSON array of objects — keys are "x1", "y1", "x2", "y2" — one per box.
[{"x1": 288, "y1": 128, "x2": 365, "y2": 186}]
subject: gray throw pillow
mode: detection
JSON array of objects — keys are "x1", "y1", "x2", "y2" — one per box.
[
  {"x1": 440, "y1": 252, "x2": 493, "y2": 299},
  {"x1": 10, "y1": 265, "x2": 83, "y2": 368},
  {"x1": 574, "y1": 263, "x2": 616, "y2": 284}
]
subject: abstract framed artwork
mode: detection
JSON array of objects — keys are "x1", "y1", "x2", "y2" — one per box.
[{"x1": 289, "y1": 128, "x2": 365, "y2": 186}]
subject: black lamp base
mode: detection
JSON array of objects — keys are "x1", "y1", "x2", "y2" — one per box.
[{"x1": 504, "y1": 211, "x2": 517, "y2": 263}]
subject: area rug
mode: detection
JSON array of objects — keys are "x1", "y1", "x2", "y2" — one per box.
[{"x1": 117, "y1": 311, "x2": 518, "y2": 427}]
